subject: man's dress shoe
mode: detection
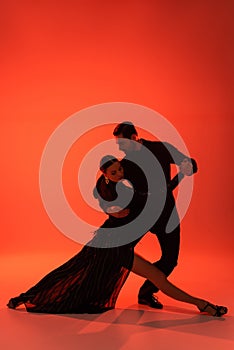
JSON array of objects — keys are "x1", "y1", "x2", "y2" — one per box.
[{"x1": 138, "y1": 294, "x2": 163, "y2": 309}]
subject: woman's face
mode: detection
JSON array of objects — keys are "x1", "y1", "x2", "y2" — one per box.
[{"x1": 105, "y1": 161, "x2": 124, "y2": 182}]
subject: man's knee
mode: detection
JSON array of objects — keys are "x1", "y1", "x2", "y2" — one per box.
[{"x1": 153, "y1": 256, "x2": 178, "y2": 276}]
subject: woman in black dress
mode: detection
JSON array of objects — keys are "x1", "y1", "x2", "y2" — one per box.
[{"x1": 7, "y1": 156, "x2": 227, "y2": 317}]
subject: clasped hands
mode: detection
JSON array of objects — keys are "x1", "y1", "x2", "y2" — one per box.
[{"x1": 179, "y1": 158, "x2": 193, "y2": 176}]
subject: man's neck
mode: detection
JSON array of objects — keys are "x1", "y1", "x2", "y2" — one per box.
[
  {"x1": 125, "y1": 140, "x2": 142, "y2": 155},
  {"x1": 134, "y1": 138, "x2": 142, "y2": 151}
]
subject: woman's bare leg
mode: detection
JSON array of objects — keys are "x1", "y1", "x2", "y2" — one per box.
[{"x1": 131, "y1": 253, "x2": 227, "y2": 316}]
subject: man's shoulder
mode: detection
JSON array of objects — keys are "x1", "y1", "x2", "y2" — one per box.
[
  {"x1": 141, "y1": 139, "x2": 167, "y2": 149},
  {"x1": 141, "y1": 139, "x2": 175, "y2": 158}
]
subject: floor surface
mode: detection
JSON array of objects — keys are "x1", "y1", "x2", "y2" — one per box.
[{"x1": 1, "y1": 249, "x2": 233, "y2": 350}]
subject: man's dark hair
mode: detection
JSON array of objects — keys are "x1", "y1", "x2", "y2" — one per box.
[{"x1": 113, "y1": 121, "x2": 138, "y2": 139}]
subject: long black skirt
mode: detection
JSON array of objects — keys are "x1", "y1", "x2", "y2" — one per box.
[{"x1": 13, "y1": 231, "x2": 134, "y2": 314}]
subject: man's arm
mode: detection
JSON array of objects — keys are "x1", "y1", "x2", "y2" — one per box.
[{"x1": 164, "y1": 142, "x2": 198, "y2": 176}]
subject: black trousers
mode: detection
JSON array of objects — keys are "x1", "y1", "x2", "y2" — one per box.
[{"x1": 138, "y1": 224, "x2": 180, "y2": 296}]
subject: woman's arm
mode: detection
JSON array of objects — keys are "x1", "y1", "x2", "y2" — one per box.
[{"x1": 94, "y1": 176, "x2": 131, "y2": 218}]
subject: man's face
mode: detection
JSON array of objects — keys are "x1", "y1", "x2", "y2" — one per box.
[{"x1": 115, "y1": 134, "x2": 136, "y2": 154}]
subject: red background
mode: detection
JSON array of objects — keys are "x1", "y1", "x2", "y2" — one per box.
[{"x1": 1, "y1": 1, "x2": 233, "y2": 267}]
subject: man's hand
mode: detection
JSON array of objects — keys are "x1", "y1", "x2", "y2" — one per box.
[
  {"x1": 106, "y1": 206, "x2": 130, "y2": 218},
  {"x1": 179, "y1": 158, "x2": 193, "y2": 176}
]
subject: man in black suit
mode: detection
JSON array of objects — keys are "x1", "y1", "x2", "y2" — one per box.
[{"x1": 113, "y1": 121, "x2": 198, "y2": 309}]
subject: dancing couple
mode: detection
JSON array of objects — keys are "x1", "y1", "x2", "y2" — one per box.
[{"x1": 7, "y1": 122, "x2": 227, "y2": 317}]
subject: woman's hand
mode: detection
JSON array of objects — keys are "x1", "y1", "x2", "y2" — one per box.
[{"x1": 106, "y1": 206, "x2": 130, "y2": 218}]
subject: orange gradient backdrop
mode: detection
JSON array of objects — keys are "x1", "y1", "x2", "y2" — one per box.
[{"x1": 1, "y1": 0, "x2": 233, "y2": 261}]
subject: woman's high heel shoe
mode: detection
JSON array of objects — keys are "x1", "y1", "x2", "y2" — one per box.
[
  {"x1": 199, "y1": 302, "x2": 228, "y2": 317},
  {"x1": 7, "y1": 297, "x2": 24, "y2": 309}
]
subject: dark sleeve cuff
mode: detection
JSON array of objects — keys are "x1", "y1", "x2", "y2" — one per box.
[{"x1": 190, "y1": 158, "x2": 198, "y2": 175}]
